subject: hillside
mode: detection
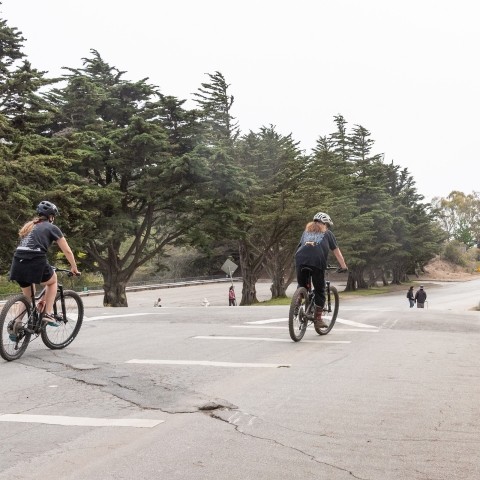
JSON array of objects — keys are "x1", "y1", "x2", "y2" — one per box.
[{"x1": 420, "y1": 256, "x2": 480, "y2": 282}]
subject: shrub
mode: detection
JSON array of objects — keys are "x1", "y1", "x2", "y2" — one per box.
[{"x1": 442, "y1": 240, "x2": 468, "y2": 267}]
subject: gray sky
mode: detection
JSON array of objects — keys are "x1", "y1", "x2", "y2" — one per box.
[{"x1": 2, "y1": 0, "x2": 478, "y2": 201}]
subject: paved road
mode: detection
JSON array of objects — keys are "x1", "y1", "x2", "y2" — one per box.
[{"x1": 1, "y1": 278, "x2": 480, "y2": 479}]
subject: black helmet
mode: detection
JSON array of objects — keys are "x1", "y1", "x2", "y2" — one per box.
[{"x1": 36, "y1": 200, "x2": 59, "y2": 217}]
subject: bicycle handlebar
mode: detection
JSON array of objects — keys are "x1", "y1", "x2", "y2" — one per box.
[
  {"x1": 326, "y1": 265, "x2": 348, "y2": 273},
  {"x1": 53, "y1": 267, "x2": 81, "y2": 277}
]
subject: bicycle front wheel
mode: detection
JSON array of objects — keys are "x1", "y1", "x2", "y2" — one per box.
[
  {"x1": 0, "y1": 295, "x2": 32, "y2": 361},
  {"x1": 289, "y1": 287, "x2": 308, "y2": 342},
  {"x1": 41, "y1": 290, "x2": 84, "y2": 349},
  {"x1": 315, "y1": 285, "x2": 339, "y2": 335}
]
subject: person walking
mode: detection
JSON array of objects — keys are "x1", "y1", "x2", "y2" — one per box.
[
  {"x1": 294, "y1": 212, "x2": 347, "y2": 329},
  {"x1": 415, "y1": 285, "x2": 427, "y2": 308},
  {"x1": 8, "y1": 201, "x2": 80, "y2": 338},
  {"x1": 228, "y1": 286, "x2": 236, "y2": 306},
  {"x1": 407, "y1": 286, "x2": 415, "y2": 308}
]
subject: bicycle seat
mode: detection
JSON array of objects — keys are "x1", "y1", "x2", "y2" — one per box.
[{"x1": 300, "y1": 267, "x2": 313, "y2": 273}]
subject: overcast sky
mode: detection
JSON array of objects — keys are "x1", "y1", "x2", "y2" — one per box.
[{"x1": 2, "y1": 0, "x2": 478, "y2": 201}]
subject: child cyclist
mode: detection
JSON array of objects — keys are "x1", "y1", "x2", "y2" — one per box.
[{"x1": 9, "y1": 201, "x2": 80, "y2": 336}]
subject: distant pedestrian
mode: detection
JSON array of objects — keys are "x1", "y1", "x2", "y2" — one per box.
[
  {"x1": 154, "y1": 297, "x2": 162, "y2": 307},
  {"x1": 415, "y1": 285, "x2": 427, "y2": 308},
  {"x1": 407, "y1": 286, "x2": 415, "y2": 308},
  {"x1": 228, "y1": 286, "x2": 236, "y2": 306},
  {"x1": 202, "y1": 297, "x2": 210, "y2": 307}
]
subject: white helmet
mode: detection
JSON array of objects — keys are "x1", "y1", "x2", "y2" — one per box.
[{"x1": 313, "y1": 212, "x2": 333, "y2": 226}]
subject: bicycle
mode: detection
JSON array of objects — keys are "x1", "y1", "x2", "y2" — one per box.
[
  {"x1": 0, "y1": 268, "x2": 84, "y2": 361},
  {"x1": 288, "y1": 266, "x2": 347, "y2": 342}
]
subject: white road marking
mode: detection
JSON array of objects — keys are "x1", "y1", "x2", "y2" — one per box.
[
  {"x1": 336, "y1": 318, "x2": 377, "y2": 328},
  {"x1": 84, "y1": 313, "x2": 167, "y2": 322},
  {"x1": 0, "y1": 414, "x2": 163, "y2": 428},
  {"x1": 246, "y1": 317, "x2": 376, "y2": 329},
  {"x1": 194, "y1": 336, "x2": 350, "y2": 344},
  {"x1": 245, "y1": 318, "x2": 287, "y2": 324},
  {"x1": 231, "y1": 325, "x2": 379, "y2": 333},
  {"x1": 126, "y1": 359, "x2": 291, "y2": 368}
]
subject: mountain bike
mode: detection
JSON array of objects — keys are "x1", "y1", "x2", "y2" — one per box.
[
  {"x1": 288, "y1": 266, "x2": 346, "y2": 342},
  {"x1": 0, "y1": 268, "x2": 84, "y2": 361}
]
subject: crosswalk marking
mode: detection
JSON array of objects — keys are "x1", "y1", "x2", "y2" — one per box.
[
  {"x1": 336, "y1": 318, "x2": 377, "y2": 328},
  {"x1": 0, "y1": 414, "x2": 163, "y2": 428},
  {"x1": 245, "y1": 317, "x2": 376, "y2": 329},
  {"x1": 194, "y1": 336, "x2": 350, "y2": 344},
  {"x1": 126, "y1": 359, "x2": 291, "y2": 368},
  {"x1": 231, "y1": 325, "x2": 379, "y2": 332}
]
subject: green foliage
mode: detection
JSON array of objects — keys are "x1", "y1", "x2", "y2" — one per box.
[
  {"x1": 432, "y1": 191, "x2": 480, "y2": 247},
  {"x1": 0, "y1": 14, "x2": 450, "y2": 303},
  {"x1": 442, "y1": 240, "x2": 468, "y2": 267}
]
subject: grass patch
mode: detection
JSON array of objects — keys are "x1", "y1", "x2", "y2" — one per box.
[
  {"x1": 255, "y1": 297, "x2": 291, "y2": 306},
  {"x1": 255, "y1": 283, "x2": 407, "y2": 306}
]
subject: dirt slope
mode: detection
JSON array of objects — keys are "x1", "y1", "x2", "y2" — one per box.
[{"x1": 420, "y1": 257, "x2": 479, "y2": 282}]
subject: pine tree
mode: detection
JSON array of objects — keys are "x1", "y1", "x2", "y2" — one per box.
[
  {"x1": 235, "y1": 126, "x2": 307, "y2": 304},
  {"x1": 0, "y1": 14, "x2": 60, "y2": 270}
]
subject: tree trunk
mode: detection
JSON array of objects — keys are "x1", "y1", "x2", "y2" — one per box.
[
  {"x1": 270, "y1": 275, "x2": 287, "y2": 298},
  {"x1": 241, "y1": 270, "x2": 259, "y2": 305},
  {"x1": 345, "y1": 272, "x2": 357, "y2": 291},
  {"x1": 344, "y1": 266, "x2": 368, "y2": 291},
  {"x1": 391, "y1": 264, "x2": 404, "y2": 285},
  {"x1": 100, "y1": 256, "x2": 131, "y2": 307},
  {"x1": 238, "y1": 240, "x2": 264, "y2": 305},
  {"x1": 357, "y1": 267, "x2": 368, "y2": 289},
  {"x1": 367, "y1": 268, "x2": 377, "y2": 288},
  {"x1": 103, "y1": 278, "x2": 128, "y2": 307},
  {"x1": 265, "y1": 245, "x2": 294, "y2": 298}
]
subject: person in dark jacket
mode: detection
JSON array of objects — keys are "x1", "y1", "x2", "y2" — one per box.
[
  {"x1": 407, "y1": 286, "x2": 415, "y2": 308},
  {"x1": 414, "y1": 285, "x2": 427, "y2": 308},
  {"x1": 294, "y1": 212, "x2": 347, "y2": 329}
]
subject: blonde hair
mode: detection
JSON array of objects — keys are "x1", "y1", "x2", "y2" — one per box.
[
  {"x1": 19, "y1": 216, "x2": 45, "y2": 238},
  {"x1": 305, "y1": 221, "x2": 325, "y2": 233}
]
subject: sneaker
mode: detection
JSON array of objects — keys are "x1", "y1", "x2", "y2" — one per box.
[
  {"x1": 42, "y1": 313, "x2": 59, "y2": 328},
  {"x1": 314, "y1": 306, "x2": 328, "y2": 329},
  {"x1": 7, "y1": 320, "x2": 21, "y2": 342}
]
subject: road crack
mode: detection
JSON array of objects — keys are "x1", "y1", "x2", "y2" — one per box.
[{"x1": 208, "y1": 409, "x2": 370, "y2": 480}]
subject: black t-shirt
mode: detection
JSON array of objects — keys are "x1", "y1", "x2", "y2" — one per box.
[
  {"x1": 295, "y1": 229, "x2": 338, "y2": 270},
  {"x1": 15, "y1": 221, "x2": 63, "y2": 258}
]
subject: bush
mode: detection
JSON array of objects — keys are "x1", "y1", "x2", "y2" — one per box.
[{"x1": 442, "y1": 240, "x2": 468, "y2": 267}]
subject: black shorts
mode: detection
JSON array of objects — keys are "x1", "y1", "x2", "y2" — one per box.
[{"x1": 9, "y1": 254, "x2": 54, "y2": 287}]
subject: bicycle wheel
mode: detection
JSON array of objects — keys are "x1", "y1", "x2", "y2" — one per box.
[
  {"x1": 0, "y1": 295, "x2": 32, "y2": 361},
  {"x1": 41, "y1": 290, "x2": 84, "y2": 349},
  {"x1": 314, "y1": 285, "x2": 339, "y2": 335},
  {"x1": 289, "y1": 287, "x2": 308, "y2": 342}
]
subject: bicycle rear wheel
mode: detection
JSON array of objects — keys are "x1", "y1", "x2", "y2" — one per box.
[
  {"x1": 0, "y1": 295, "x2": 32, "y2": 361},
  {"x1": 289, "y1": 287, "x2": 308, "y2": 342},
  {"x1": 41, "y1": 290, "x2": 84, "y2": 349},
  {"x1": 315, "y1": 285, "x2": 339, "y2": 335}
]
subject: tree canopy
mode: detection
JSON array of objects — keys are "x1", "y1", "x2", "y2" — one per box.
[{"x1": 0, "y1": 13, "x2": 451, "y2": 304}]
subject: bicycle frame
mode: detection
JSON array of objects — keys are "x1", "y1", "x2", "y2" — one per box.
[
  {"x1": 303, "y1": 269, "x2": 334, "y2": 320},
  {"x1": 289, "y1": 265, "x2": 340, "y2": 341}
]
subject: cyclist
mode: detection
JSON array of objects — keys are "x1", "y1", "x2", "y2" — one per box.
[
  {"x1": 294, "y1": 212, "x2": 347, "y2": 328},
  {"x1": 9, "y1": 201, "x2": 80, "y2": 332}
]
